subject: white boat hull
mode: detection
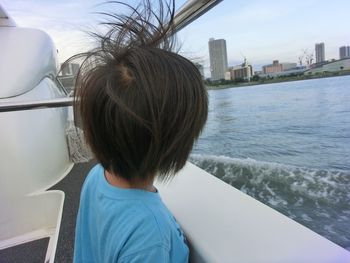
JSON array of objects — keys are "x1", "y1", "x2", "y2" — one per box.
[{"x1": 156, "y1": 162, "x2": 350, "y2": 262}]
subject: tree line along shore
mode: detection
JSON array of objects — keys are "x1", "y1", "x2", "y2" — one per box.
[{"x1": 205, "y1": 69, "x2": 350, "y2": 90}]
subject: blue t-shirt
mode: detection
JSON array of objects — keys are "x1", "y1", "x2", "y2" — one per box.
[{"x1": 74, "y1": 164, "x2": 189, "y2": 263}]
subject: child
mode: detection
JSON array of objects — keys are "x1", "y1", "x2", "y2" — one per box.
[{"x1": 72, "y1": 0, "x2": 208, "y2": 262}]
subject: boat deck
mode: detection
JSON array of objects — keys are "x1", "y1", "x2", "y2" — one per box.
[
  {"x1": 52, "y1": 161, "x2": 96, "y2": 263},
  {"x1": 0, "y1": 238, "x2": 49, "y2": 263},
  {"x1": 0, "y1": 161, "x2": 96, "y2": 263}
]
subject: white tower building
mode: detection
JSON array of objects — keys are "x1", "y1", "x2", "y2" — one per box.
[
  {"x1": 315, "y1": 43, "x2": 325, "y2": 63},
  {"x1": 208, "y1": 38, "x2": 228, "y2": 81}
]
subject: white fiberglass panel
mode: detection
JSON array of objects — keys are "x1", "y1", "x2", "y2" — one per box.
[
  {"x1": 0, "y1": 27, "x2": 57, "y2": 98},
  {"x1": 156, "y1": 162, "x2": 350, "y2": 263},
  {"x1": 0, "y1": 78, "x2": 70, "y2": 198}
]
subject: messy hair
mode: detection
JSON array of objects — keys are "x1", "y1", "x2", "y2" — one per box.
[{"x1": 67, "y1": 0, "x2": 208, "y2": 181}]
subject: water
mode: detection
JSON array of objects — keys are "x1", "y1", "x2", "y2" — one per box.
[{"x1": 190, "y1": 75, "x2": 350, "y2": 250}]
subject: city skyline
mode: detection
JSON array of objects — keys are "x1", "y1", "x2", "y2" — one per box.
[{"x1": 2, "y1": 0, "x2": 350, "y2": 77}]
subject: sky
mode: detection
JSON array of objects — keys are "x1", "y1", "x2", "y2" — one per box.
[{"x1": 2, "y1": 0, "x2": 350, "y2": 76}]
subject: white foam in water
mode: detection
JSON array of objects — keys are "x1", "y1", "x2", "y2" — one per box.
[
  {"x1": 301, "y1": 214, "x2": 312, "y2": 222},
  {"x1": 189, "y1": 153, "x2": 350, "y2": 250},
  {"x1": 189, "y1": 153, "x2": 350, "y2": 201}
]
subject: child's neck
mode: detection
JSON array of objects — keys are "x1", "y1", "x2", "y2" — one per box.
[{"x1": 104, "y1": 170, "x2": 156, "y2": 193}]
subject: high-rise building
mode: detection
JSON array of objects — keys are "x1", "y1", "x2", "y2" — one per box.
[
  {"x1": 208, "y1": 38, "x2": 228, "y2": 81},
  {"x1": 262, "y1": 60, "x2": 297, "y2": 74},
  {"x1": 262, "y1": 60, "x2": 283, "y2": 74},
  {"x1": 228, "y1": 59, "x2": 253, "y2": 81},
  {"x1": 315, "y1": 43, "x2": 325, "y2": 63},
  {"x1": 339, "y1": 46, "x2": 350, "y2": 59}
]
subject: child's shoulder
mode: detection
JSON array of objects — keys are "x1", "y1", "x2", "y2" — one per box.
[
  {"x1": 80, "y1": 163, "x2": 102, "y2": 193},
  {"x1": 87, "y1": 163, "x2": 102, "y2": 178},
  {"x1": 116, "y1": 202, "x2": 172, "y2": 254},
  {"x1": 116, "y1": 198, "x2": 188, "y2": 261}
]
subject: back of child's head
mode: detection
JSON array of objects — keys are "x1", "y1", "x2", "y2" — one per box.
[{"x1": 70, "y1": 0, "x2": 208, "y2": 181}]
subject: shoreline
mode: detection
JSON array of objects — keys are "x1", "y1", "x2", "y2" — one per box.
[{"x1": 206, "y1": 71, "x2": 350, "y2": 90}]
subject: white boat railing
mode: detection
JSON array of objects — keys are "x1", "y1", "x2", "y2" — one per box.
[
  {"x1": 0, "y1": 97, "x2": 74, "y2": 113},
  {"x1": 173, "y1": 0, "x2": 223, "y2": 33}
]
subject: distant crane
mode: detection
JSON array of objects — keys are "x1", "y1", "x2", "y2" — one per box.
[
  {"x1": 240, "y1": 51, "x2": 248, "y2": 66},
  {"x1": 298, "y1": 53, "x2": 304, "y2": 66},
  {"x1": 306, "y1": 53, "x2": 314, "y2": 67},
  {"x1": 301, "y1": 49, "x2": 314, "y2": 68}
]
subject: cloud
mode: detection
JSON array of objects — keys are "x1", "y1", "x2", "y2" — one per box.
[{"x1": 2, "y1": 0, "x2": 350, "y2": 70}]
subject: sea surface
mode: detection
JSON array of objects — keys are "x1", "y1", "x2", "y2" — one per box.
[{"x1": 190, "y1": 75, "x2": 350, "y2": 250}]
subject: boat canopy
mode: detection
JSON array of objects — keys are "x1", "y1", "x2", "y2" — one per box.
[{"x1": 0, "y1": 27, "x2": 57, "y2": 98}]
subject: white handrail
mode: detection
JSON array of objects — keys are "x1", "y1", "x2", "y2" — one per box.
[
  {"x1": 173, "y1": 0, "x2": 223, "y2": 33},
  {"x1": 0, "y1": 98, "x2": 74, "y2": 113}
]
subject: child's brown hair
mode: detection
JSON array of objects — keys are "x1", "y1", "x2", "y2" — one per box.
[{"x1": 70, "y1": 0, "x2": 208, "y2": 182}]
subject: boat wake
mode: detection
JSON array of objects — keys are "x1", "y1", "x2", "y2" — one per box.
[{"x1": 189, "y1": 154, "x2": 350, "y2": 251}]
